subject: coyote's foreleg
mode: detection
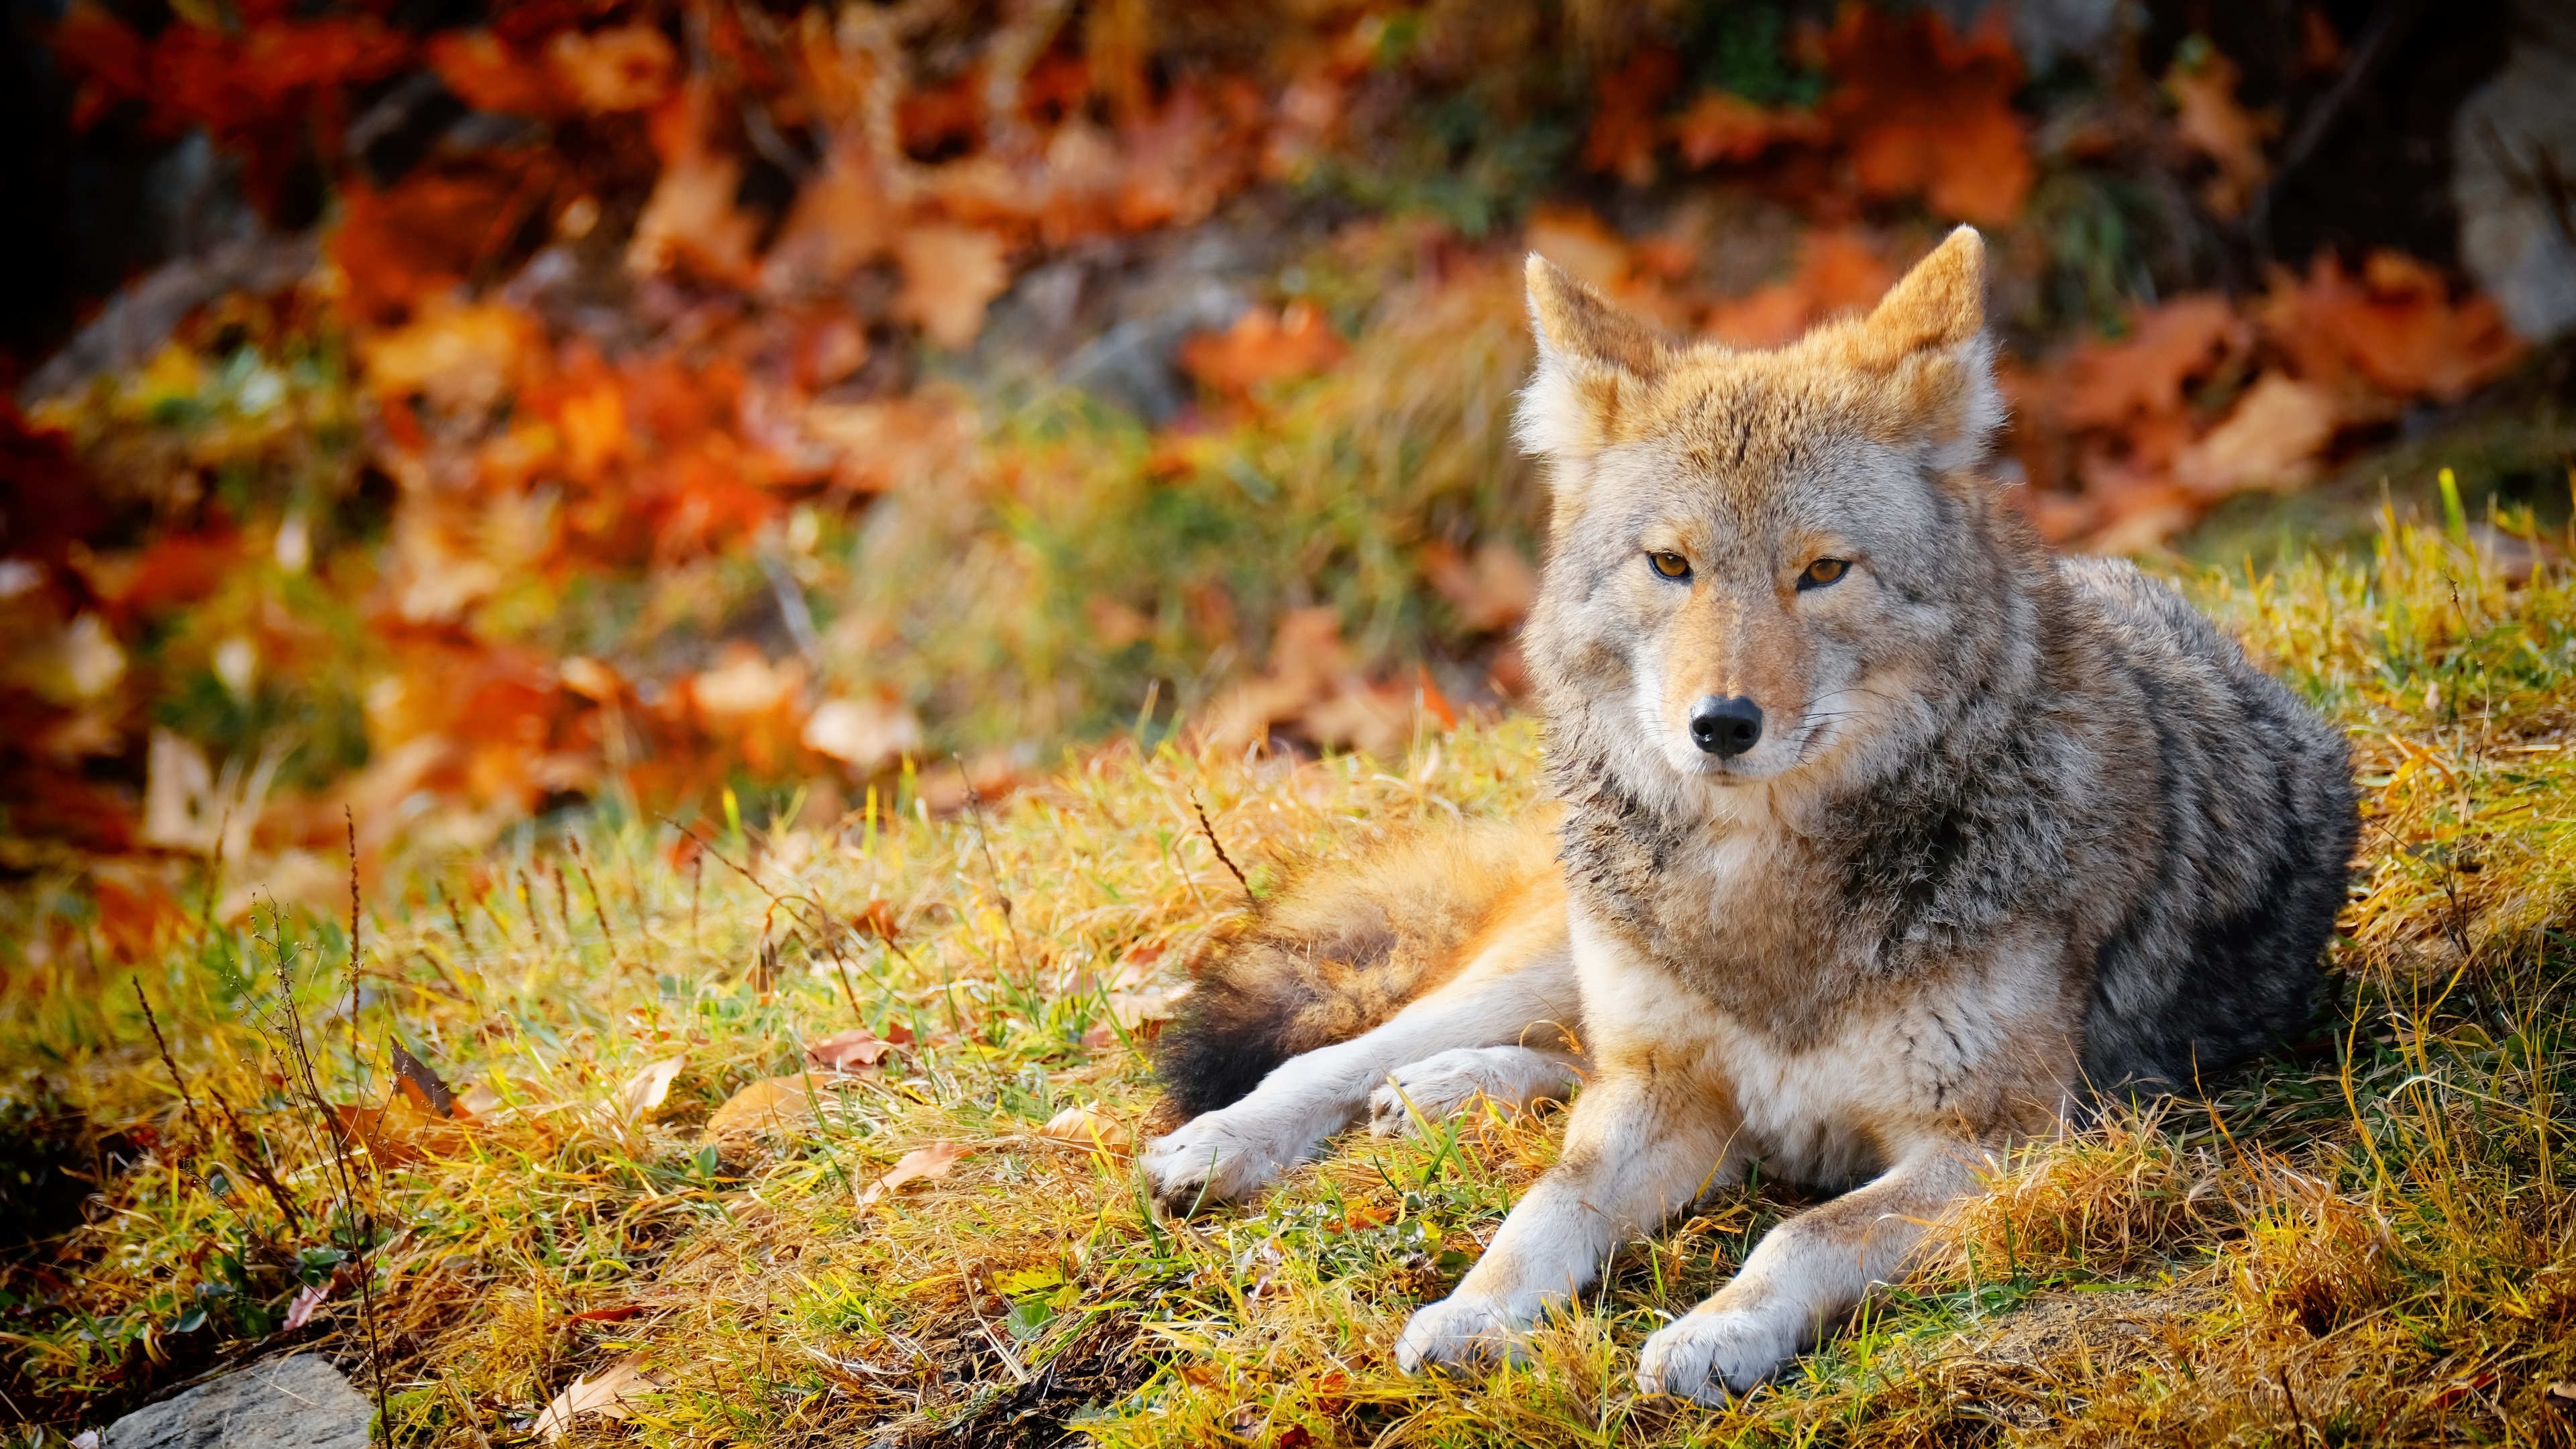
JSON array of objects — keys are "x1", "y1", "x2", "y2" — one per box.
[
  {"x1": 1395, "y1": 1063, "x2": 1746, "y2": 1371},
  {"x1": 1634, "y1": 1138, "x2": 1991, "y2": 1401}
]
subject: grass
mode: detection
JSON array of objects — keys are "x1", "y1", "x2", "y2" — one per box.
[{"x1": 5, "y1": 512, "x2": 2575, "y2": 1447}]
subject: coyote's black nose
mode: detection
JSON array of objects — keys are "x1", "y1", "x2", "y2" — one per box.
[{"x1": 1689, "y1": 695, "x2": 1763, "y2": 757}]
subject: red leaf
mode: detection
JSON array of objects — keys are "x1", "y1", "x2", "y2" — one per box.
[{"x1": 1823, "y1": 5, "x2": 2031, "y2": 224}]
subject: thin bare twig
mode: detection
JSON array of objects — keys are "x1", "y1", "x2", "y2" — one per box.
[
  {"x1": 959, "y1": 767, "x2": 1027, "y2": 981},
  {"x1": 567, "y1": 834, "x2": 617, "y2": 951},
  {"x1": 1189, "y1": 790, "x2": 1253, "y2": 904},
  {"x1": 132, "y1": 975, "x2": 211, "y2": 1164}
]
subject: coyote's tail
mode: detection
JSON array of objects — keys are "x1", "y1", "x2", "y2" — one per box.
[{"x1": 1155, "y1": 809, "x2": 1563, "y2": 1120}]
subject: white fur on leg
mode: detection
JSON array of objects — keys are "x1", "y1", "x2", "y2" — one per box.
[
  {"x1": 1635, "y1": 1303, "x2": 1807, "y2": 1402},
  {"x1": 1367, "y1": 1045, "x2": 1585, "y2": 1137},
  {"x1": 1632, "y1": 1140, "x2": 1986, "y2": 1400},
  {"x1": 1142, "y1": 949, "x2": 1578, "y2": 1212},
  {"x1": 1395, "y1": 1069, "x2": 1743, "y2": 1372}
]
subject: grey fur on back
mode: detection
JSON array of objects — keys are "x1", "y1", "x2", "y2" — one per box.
[{"x1": 2052, "y1": 555, "x2": 2357, "y2": 1089}]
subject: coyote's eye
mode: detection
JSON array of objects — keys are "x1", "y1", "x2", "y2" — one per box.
[
  {"x1": 1798, "y1": 557, "x2": 1849, "y2": 590},
  {"x1": 1648, "y1": 551, "x2": 1692, "y2": 580}
]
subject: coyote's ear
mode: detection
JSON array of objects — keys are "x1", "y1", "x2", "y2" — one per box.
[
  {"x1": 1517, "y1": 255, "x2": 1669, "y2": 463},
  {"x1": 1852, "y1": 226, "x2": 2003, "y2": 472}
]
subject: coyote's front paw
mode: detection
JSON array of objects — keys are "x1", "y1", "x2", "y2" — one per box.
[
  {"x1": 1140, "y1": 1106, "x2": 1314, "y2": 1215},
  {"x1": 1634, "y1": 1307, "x2": 1801, "y2": 1403},
  {"x1": 1367, "y1": 1046, "x2": 1568, "y2": 1138},
  {"x1": 1394, "y1": 1293, "x2": 1530, "y2": 1373}
]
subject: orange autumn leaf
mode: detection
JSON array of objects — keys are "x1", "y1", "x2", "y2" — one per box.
[
  {"x1": 2165, "y1": 48, "x2": 2273, "y2": 219},
  {"x1": 628, "y1": 80, "x2": 760, "y2": 285},
  {"x1": 1823, "y1": 3, "x2": 2031, "y2": 225},
  {"x1": 50, "y1": 0, "x2": 148, "y2": 129},
  {"x1": 1701, "y1": 230, "x2": 1896, "y2": 348},
  {"x1": 1421, "y1": 539, "x2": 1538, "y2": 633},
  {"x1": 857, "y1": 1141, "x2": 969, "y2": 1210},
  {"x1": 334, "y1": 166, "x2": 538, "y2": 325},
  {"x1": 2174, "y1": 372, "x2": 2341, "y2": 497},
  {"x1": 760, "y1": 144, "x2": 898, "y2": 296},
  {"x1": 1177, "y1": 303, "x2": 1348, "y2": 396},
  {"x1": 806, "y1": 1024, "x2": 912, "y2": 1072},
  {"x1": 1525, "y1": 206, "x2": 1633, "y2": 291},
  {"x1": 2260, "y1": 252, "x2": 2525, "y2": 404},
  {"x1": 893, "y1": 225, "x2": 1012, "y2": 350},
  {"x1": 545, "y1": 25, "x2": 676, "y2": 114},
  {"x1": 425, "y1": 30, "x2": 558, "y2": 116},
  {"x1": 2058, "y1": 296, "x2": 2246, "y2": 431},
  {"x1": 1582, "y1": 45, "x2": 1681, "y2": 185},
  {"x1": 1670, "y1": 90, "x2": 1830, "y2": 168}
]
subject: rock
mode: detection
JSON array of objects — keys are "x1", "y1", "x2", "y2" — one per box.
[
  {"x1": 93, "y1": 1354, "x2": 373, "y2": 1449},
  {"x1": 18, "y1": 233, "x2": 317, "y2": 407},
  {"x1": 1059, "y1": 275, "x2": 1249, "y2": 423},
  {"x1": 2453, "y1": 0, "x2": 2576, "y2": 341}
]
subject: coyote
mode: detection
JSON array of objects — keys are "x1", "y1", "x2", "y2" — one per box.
[{"x1": 1142, "y1": 227, "x2": 2356, "y2": 1399}]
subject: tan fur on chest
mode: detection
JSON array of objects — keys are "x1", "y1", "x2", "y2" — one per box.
[{"x1": 1572, "y1": 903, "x2": 2080, "y2": 1189}]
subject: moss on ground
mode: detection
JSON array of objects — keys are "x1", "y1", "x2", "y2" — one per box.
[{"x1": 5, "y1": 515, "x2": 2574, "y2": 1447}]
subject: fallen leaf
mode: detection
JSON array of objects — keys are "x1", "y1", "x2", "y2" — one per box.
[
  {"x1": 612, "y1": 1055, "x2": 687, "y2": 1123},
  {"x1": 1670, "y1": 90, "x2": 1829, "y2": 167},
  {"x1": 331, "y1": 1097, "x2": 468, "y2": 1165},
  {"x1": 627, "y1": 80, "x2": 761, "y2": 284},
  {"x1": 282, "y1": 1280, "x2": 329, "y2": 1331},
  {"x1": 1107, "y1": 980, "x2": 1192, "y2": 1028},
  {"x1": 389, "y1": 1040, "x2": 458, "y2": 1119},
  {"x1": 857, "y1": 1141, "x2": 969, "y2": 1210},
  {"x1": 2261, "y1": 251, "x2": 2524, "y2": 404},
  {"x1": 535, "y1": 1353, "x2": 661, "y2": 1442},
  {"x1": 1702, "y1": 231, "x2": 1897, "y2": 349},
  {"x1": 424, "y1": 30, "x2": 557, "y2": 117},
  {"x1": 801, "y1": 696, "x2": 924, "y2": 773},
  {"x1": 1177, "y1": 303, "x2": 1347, "y2": 396},
  {"x1": 807, "y1": 1027, "x2": 907, "y2": 1072},
  {"x1": 2174, "y1": 372, "x2": 2339, "y2": 496},
  {"x1": 545, "y1": 25, "x2": 675, "y2": 113},
  {"x1": 704, "y1": 1074, "x2": 835, "y2": 1138},
  {"x1": 1580, "y1": 45, "x2": 1680, "y2": 185},
  {"x1": 2165, "y1": 47, "x2": 2273, "y2": 219},
  {"x1": 1824, "y1": 5, "x2": 2031, "y2": 225},
  {"x1": 893, "y1": 225, "x2": 1012, "y2": 350},
  {"x1": 760, "y1": 144, "x2": 896, "y2": 295},
  {"x1": 1525, "y1": 206, "x2": 1632, "y2": 290},
  {"x1": 2059, "y1": 297, "x2": 2245, "y2": 430},
  {"x1": 1039, "y1": 1104, "x2": 1132, "y2": 1152},
  {"x1": 334, "y1": 166, "x2": 537, "y2": 325},
  {"x1": 691, "y1": 648, "x2": 794, "y2": 717},
  {"x1": 1421, "y1": 539, "x2": 1538, "y2": 633},
  {"x1": 357, "y1": 299, "x2": 534, "y2": 413}
]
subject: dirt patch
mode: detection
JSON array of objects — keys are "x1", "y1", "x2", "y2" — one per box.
[
  {"x1": 888, "y1": 1313, "x2": 1157, "y2": 1449},
  {"x1": 1927, "y1": 1282, "x2": 2227, "y2": 1430}
]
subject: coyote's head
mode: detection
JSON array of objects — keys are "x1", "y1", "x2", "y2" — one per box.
[{"x1": 1517, "y1": 227, "x2": 2026, "y2": 807}]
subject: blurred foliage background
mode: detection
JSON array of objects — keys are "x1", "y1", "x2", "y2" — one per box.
[{"x1": 0, "y1": 0, "x2": 2568, "y2": 937}]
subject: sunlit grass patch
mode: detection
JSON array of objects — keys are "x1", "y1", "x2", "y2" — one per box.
[{"x1": 6, "y1": 517, "x2": 2576, "y2": 1447}]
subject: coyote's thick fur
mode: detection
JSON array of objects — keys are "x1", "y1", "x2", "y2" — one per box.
[{"x1": 1142, "y1": 228, "x2": 2357, "y2": 1399}]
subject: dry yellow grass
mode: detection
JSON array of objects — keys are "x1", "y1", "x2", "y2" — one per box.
[{"x1": 5, "y1": 512, "x2": 2574, "y2": 1448}]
